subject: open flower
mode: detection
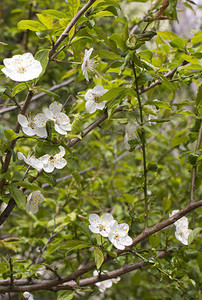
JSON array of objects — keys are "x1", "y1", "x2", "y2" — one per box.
[
  {"x1": 108, "y1": 221, "x2": 133, "y2": 250},
  {"x1": 175, "y1": 226, "x2": 192, "y2": 246},
  {"x1": 23, "y1": 292, "x2": 34, "y2": 300},
  {"x1": 93, "y1": 270, "x2": 120, "y2": 293},
  {"x1": 169, "y1": 210, "x2": 189, "y2": 228},
  {"x1": 84, "y1": 85, "x2": 108, "y2": 114},
  {"x1": 81, "y1": 48, "x2": 96, "y2": 81},
  {"x1": 26, "y1": 190, "x2": 44, "y2": 213},
  {"x1": 40, "y1": 146, "x2": 67, "y2": 173},
  {"x1": 2, "y1": 53, "x2": 42, "y2": 82},
  {"x1": 44, "y1": 101, "x2": 71, "y2": 135},
  {"x1": 18, "y1": 113, "x2": 48, "y2": 138},
  {"x1": 17, "y1": 152, "x2": 43, "y2": 170},
  {"x1": 89, "y1": 213, "x2": 115, "y2": 237}
]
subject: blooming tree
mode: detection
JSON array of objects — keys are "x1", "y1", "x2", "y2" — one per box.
[{"x1": 0, "y1": 0, "x2": 201, "y2": 299}]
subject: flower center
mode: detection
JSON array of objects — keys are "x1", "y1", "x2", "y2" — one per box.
[
  {"x1": 17, "y1": 66, "x2": 27, "y2": 74},
  {"x1": 98, "y1": 224, "x2": 105, "y2": 231},
  {"x1": 92, "y1": 93, "x2": 100, "y2": 103}
]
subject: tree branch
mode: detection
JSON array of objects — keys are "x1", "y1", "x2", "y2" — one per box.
[{"x1": 49, "y1": 0, "x2": 96, "y2": 59}]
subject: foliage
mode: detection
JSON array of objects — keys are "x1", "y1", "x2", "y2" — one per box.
[{"x1": 0, "y1": 0, "x2": 201, "y2": 299}]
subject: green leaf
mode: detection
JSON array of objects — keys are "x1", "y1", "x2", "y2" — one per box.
[
  {"x1": 43, "y1": 10, "x2": 67, "y2": 19},
  {"x1": 94, "y1": 246, "x2": 104, "y2": 269},
  {"x1": 122, "y1": 193, "x2": 134, "y2": 205},
  {"x1": 95, "y1": 50, "x2": 122, "y2": 60},
  {"x1": 65, "y1": 240, "x2": 91, "y2": 254},
  {"x1": 163, "y1": 198, "x2": 171, "y2": 212},
  {"x1": 0, "y1": 240, "x2": 19, "y2": 252},
  {"x1": 34, "y1": 49, "x2": 49, "y2": 80},
  {"x1": 35, "y1": 141, "x2": 60, "y2": 157},
  {"x1": 188, "y1": 227, "x2": 202, "y2": 245},
  {"x1": 9, "y1": 185, "x2": 26, "y2": 210},
  {"x1": 14, "y1": 182, "x2": 42, "y2": 192},
  {"x1": 157, "y1": 31, "x2": 178, "y2": 40},
  {"x1": 57, "y1": 291, "x2": 74, "y2": 300},
  {"x1": 17, "y1": 20, "x2": 46, "y2": 32},
  {"x1": 68, "y1": 0, "x2": 80, "y2": 17},
  {"x1": 191, "y1": 33, "x2": 202, "y2": 44},
  {"x1": 147, "y1": 163, "x2": 158, "y2": 172},
  {"x1": 95, "y1": 10, "x2": 115, "y2": 18},
  {"x1": 11, "y1": 83, "x2": 27, "y2": 96},
  {"x1": 4, "y1": 129, "x2": 18, "y2": 141},
  {"x1": 152, "y1": 100, "x2": 172, "y2": 110},
  {"x1": 99, "y1": 87, "x2": 126, "y2": 103},
  {"x1": 0, "y1": 262, "x2": 8, "y2": 273},
  {"x1": 169, "y1": 37, "x2": 185, "y2": 50},
  {"x1": 0, "y1": 86, "x2": 6, "y2": 95},
  {"x1": 38, "y1": 88, "x2": 60, "y2": 100},
  {"x1": 149, "y1": 234, "x2": 159, "y2": 248},
  {"x1": 171, "y1": 135, "x2": 188, "y2": 148},
  {"x1": 37, "y1": 14, "x2": 53, "y2": 29}
]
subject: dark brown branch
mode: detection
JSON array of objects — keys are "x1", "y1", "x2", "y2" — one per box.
[
  {"x1": 49, "y1": 0, "x2": 96, "y2": 58},
  {"x1": 0, "y1": 200, "x2": 201, "y2": 292}
]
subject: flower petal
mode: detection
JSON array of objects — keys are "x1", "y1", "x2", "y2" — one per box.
[
  {"x1": 54, "y1": 158, "x2": 67, "y2": 169},
  {"x1": 18, "y1": 114, "x2": 28, "y2": 127},
  {"x1": 85, "y1": 100, "x2": 97, "y2": 114}
]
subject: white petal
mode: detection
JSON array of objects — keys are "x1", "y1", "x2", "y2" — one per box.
[
  {"x1": 58, "y1": 146, "x2": 65, "y2": 157},
  {"x1": 117, "y1": 223, "x2": 129, "y2": 236},
  {"x1": 85, "y1": 100, "x2": 97, "y2": 114},
  {"x1": 95, "y1": 101, "x2": 107, "y2": 111},
  {"x1": 84, "y1": 89, "x2": 93, "y2": 101},
  {"x1": 17, "y1": 152, "x2": 26, "y2": 161},
  {"x1": 83, "y1": 69, "x2": 89, "y2": 81},
  {"x1": 121, "y1": 235, "x2": 133, "y2": 246},
  {"x1": 34, "y1": 127, "x2": 47, "y2": 138},
  {"x1": 57, "y1": 113, "x2": 70, "y2": 125},
  {"x1": 49, "y1": 101, "x2": 62, "y2": 114},
  {"x1": 89, "y1": 213, "x2": 100, "y2": 225},
  {"x1": 34, "y1": 113, "x2": 48, "y2": 128},
  {"x1": 54, "y1": 158, "x2": 67, "y2": 169},
  {"x1": 42, "y1": 160, "x2": 54, "y2": 173},
  {"x1": 22, "y1": 127, "x2": 35, "y2": 136},
  {"x1": 89, "y1": 225, "x2": 100, "y2": 234},
  {"x1": 60, "y1": 123, "x2": 71, "y2": 131},
  {"x1": 43, "y1": 108, "x2": 54, "y2": 120},
  {"x1": 18, "y1": 114, "x2": 28, "y2": 127},
  {"x1": 54, "y1": 124, "x2": 67, "y2": 135},
  {"x1": 113, "y1": 239, "x2": 125, "y2": 250}
]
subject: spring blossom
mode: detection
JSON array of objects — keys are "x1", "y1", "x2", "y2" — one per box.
[
  {"x1": 17, "y1": 152, "x2": 43, "y2": 170},
  {"x1": 108, "y1": 221, "x2": 133, "y2": 250},
  {"x1": 44, "y1": 101, "x2": 71, "y2": 135},
  {"x1": 169, "y1": 210, "x2": 192, "y2": 245},
  {"x1": 81, "y1": 48, "x2": 96, "y2": 81},
  {"x1": 2, "y1": 53, "x2": 42, "y2": 82},
  {"x1": 84, "y1": 85, "x2": 108, "y2": 114},
  {"x1": 89, "y1": 213, "x2": 115, "y2": 237},
  {"x1": 40, "y1": 146, "x2": 67, "y2": 173},
  {"x1": 26, "y1": 190, "x2": 44, "y2": 214},
  {"x1": 18, "y1": 113, "x2": 48, "y2": 138},
  {"x1": 93, "y1": 270, "x2": 120, "y2": 293}
]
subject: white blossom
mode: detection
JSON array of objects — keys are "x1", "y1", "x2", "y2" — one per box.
[
  {"x1": 17, "y1": 152, "x2": 43, "y2": 170},
  {"x1": 2, "y1": 53, "x2": 42, "y2": 82},
  {"x1": 84, "y1": 85, "x2": 108, "y2": 114},
  {"x1": 89, "y1": 213, "x2": 115, "y2": 237},
  {"x1": 44, "y1": 101, "x2": 71, "y2": 135},
  {"x1": 93, "y1": 270, "x2": 120, "y2": 293},
  {"x1": 26, "y1": 190, "x2": 44, "y2": 214},
  {"x1": 124, "y1": 123, "x2": 138, "y2": 151},
  {"x1": 175, "y1": 227, "x2": 192, "y2": 246},
  {"x1": 40, "y1": 146, "x2": 67, "y2": 173},
  {"x1": 169, "y1": 210, "x2": 189, "y2": 228},
  {"x1": 81, "y1": 48, "x2": 96, "y2": 81},
  {"x1": 18, "y1": 113, "x2": 48, "y2": 138},
  {"x1": 108, "y1": 221, "x2": 133, "y2": 250},
  {"x1": 23, "y1": 292, "x2": 34, "y2": 300}
]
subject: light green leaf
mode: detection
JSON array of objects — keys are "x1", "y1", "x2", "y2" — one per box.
[
  {"x1": 69, "y1": 0, "x2": 80, "y2": 17},
  {"x1": 188, "y1": 227, "x2": 202, "y2": 245},
  {"x1": 196, "y1": 83, "x2": 202, "y2": 107},
  {"x1": 38, "y1": 88, "x2": 60, "y2": 100},
  {"x1": 149, "y1": 234, "x2": 159, "y2": 248},
  {"x1": 95, "y1": 11, "x2": 115, "y2": 18},
  {"x1": 11, "y1": 83, "x2": 27, "y2": 96},
  {"x1": 9, "y1": 185, "x2": 26, "y2": 210},
  {"x1": 94, "y1": 246, "x2": 104, "y2": 269},
  {"x1": 157, "y1": 31, "x2": 178, "y2": 40},
  {"x1": 14, "y1": 182, "x2": 42, "y2": 192},
  {"x1": 37, "y1": 14, "x2": 53, "y2": 29},
  {"x1": 57, "y1": 291, "x2": 74, "y2": 300},
  {"x1": 171, "y1": 135, "x2": 188, "y2": 148},
  {"x1": 17, "y1": 20, "x2": 46, "y2": 32},
  {"x1": 34, "y1": 49, "x2": 49, "y2": 80},
  {"x1": 191, "y1": 33, "x2": 202, "y2": 44},
  {"x1": 169, "y1": 37, "x2": 185, "y2": 50},
  {"x1": 43, "y1": 10, "x2": 67, "y2": 19}
]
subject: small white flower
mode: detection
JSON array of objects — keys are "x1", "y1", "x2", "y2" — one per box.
[
  {"x1": 18, "y1": 113, "x2": 48, "y2": 138},
  {"x1": 26, "y1": 190, "x2": 44, "y2": 214},
  {"x1": 89, "y1": 213, "x2": 115, "y2": 237},
  {"x1": 93, "y1": 270, "x2": 120, "y2": 293},
  {"x1": 169, "y1": 210, "x2": 189, "y2": 228},
  {"x1": 175, "y1": 227, "x2": 192, "y2": 246},
  {"x1": 2, "y1": 53, "x2": 42, "y2": 82},
  {"x1": 44, "y1": 101, "x2": 71, "y2": 135},
  {"x1": 124, "y1": 123, "x2": 138, "y2": 151},
  {"x1": 40, "y1": 146, "x2": 67, "y2": 173},
  {"x1": 23, "y1": 291, "x2": 34, "y2": 300},
  {"x1": 108, "y1": 221, "x2": 133, "y2": 250},
  {"x1": 81, "y1": 48, "x2": 96, "y2": 81},
  {"x1": 84, "y1": 85, "x2": 108, "y2": 114},
  {"x1": 17, "y1": 152, "x2": 43, "y2": 170}
]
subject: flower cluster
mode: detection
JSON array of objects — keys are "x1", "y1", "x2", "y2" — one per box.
[
  {"x1": 18, "y1": 101, "x2": 71, "y2": 138},
  {"x1": 18, "y1": 146, "x2": 67, "y2": 173},
  {"x1": 93, "y1": 270, "x2": 120, "y2": 293},
  {"x1": 2, "y1": 53, "x2": 42, "y2": 82},
  {"x1": 169, "y1": 210, "x2": 192, "y2": 245},
  {"x1": 89, "y1": 213, "x2": 133, "y2": 250}
]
